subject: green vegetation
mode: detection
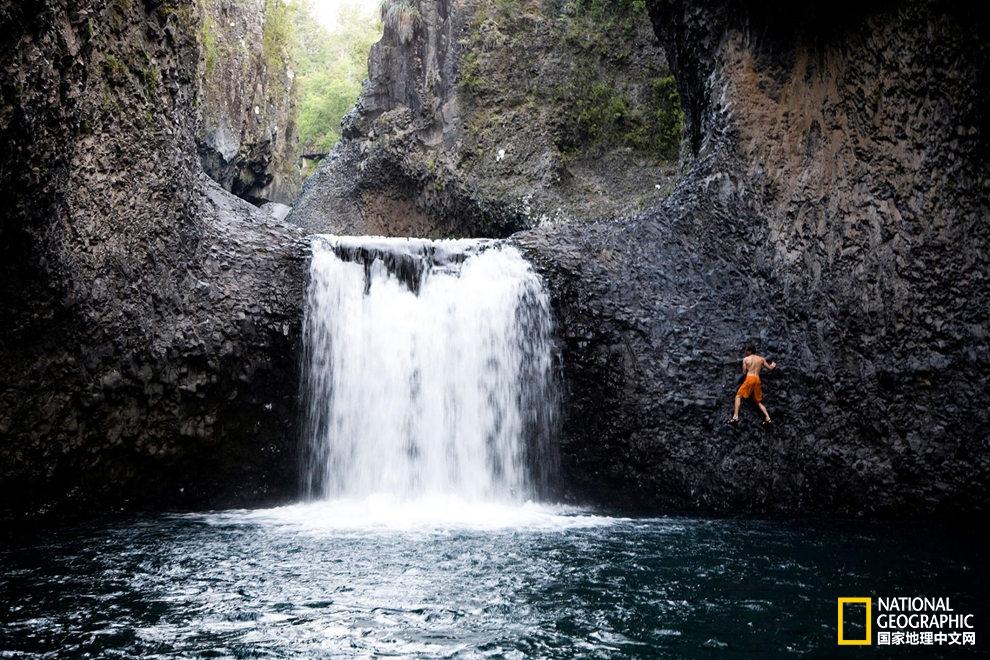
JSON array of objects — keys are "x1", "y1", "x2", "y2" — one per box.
[
  {"x1": 563, "y1": 0, "x2": 649, "y2": 58},
  {"x1": 294, "y1": 1, "x2": 382, "y2": 154},
  {"x1": 263, "y1": 0, "x2": 296, "y2": 84},
  {"x1": 381, "y1": 1, "x2": 421, "y2": 44},
  {"x1": 556, "y1": 73, "x2": 683, "y2": 161},
  {"x1": 140, "y1": 61, "x2": 161, "y2": 94},
  {"x1": 643, "y1": 76, "x2": 684, "y2": 157},
  {"x1": 457, "y1": 0, "x2": 684, "y2": 163},
  {"x1": 158, "y1": 1, "x2": 198, "y2": 28},
  {"x1": 101, "y1": 54, "x2": 126, "y2": 82},
  {"x1": 574, "y1": 0, "x2": 646, "y2": 19},
  {"x1": 195, "y1": 0, "x2": 379, "y2": 160},
  {"x1": 493, "y1": 0, "x2": 526, "y2": 16},
  {"x1": 458, "y1": 50, "x2": 485, "y2": 95},
  {"x1": 559, "y1": 0, "x2": 684, "y2": 160},
  {"x1": 200, "y1": 12, "x2": 219, "y2": 75}
]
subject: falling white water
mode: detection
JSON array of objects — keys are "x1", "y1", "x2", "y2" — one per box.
[{"x1": 301, "y1": 236, "x2": 557, "y2": 504}]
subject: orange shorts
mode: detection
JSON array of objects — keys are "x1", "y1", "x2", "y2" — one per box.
[{"x1": 736, "y1": 374, "x2": 762, "y2": 402}]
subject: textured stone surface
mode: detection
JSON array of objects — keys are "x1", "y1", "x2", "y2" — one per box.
[
  {"x1": 0, "y1": 0, "x2": 307, "y2": 519},
  {"x1": 197, "y1": 0, "x2": 300, "y2": 204},
  {"x1": 517, "y1": 0, "x2": 990, "y2": 516},
  {"x1": 289, "y1": 0, "x2": 682, "y2": 237}
]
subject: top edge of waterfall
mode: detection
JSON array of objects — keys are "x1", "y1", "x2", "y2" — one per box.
[{"x1": 311, "y1": 234, "x2": 502, "y2": 253}]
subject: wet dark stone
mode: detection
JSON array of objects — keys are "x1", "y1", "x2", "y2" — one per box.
[
  {"x1": 0, "y1": 0, "x2": 309, "y2": 520},
  {"x1": 514, "y1": 0, "x2": 990, "y2": 517},
  {"x1": 1, "y1": 0, "x2": 988, "y2": 521},
  {"x1": 321, "y1": 236, "x2": 490, "y2": 294}
]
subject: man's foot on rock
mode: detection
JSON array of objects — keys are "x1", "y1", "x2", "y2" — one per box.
[
  {"x1": 763, "y1": 419, "x2": 772, "y2": 425},
  {"x1": 728, "y1": 418, "x2": 739, "y2": 424}
]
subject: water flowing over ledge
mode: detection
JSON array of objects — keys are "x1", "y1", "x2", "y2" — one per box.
[{"x1": 300, "y1": 235, "x2": 559, "y2": 513}]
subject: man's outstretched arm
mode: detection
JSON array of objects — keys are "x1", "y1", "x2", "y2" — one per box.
[{"x1": 764, "y1": 357, "x2": 777, "y2": 370}]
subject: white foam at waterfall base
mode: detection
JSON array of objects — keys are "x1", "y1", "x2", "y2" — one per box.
[
  {"x1": 293, "y1": 235, "x2": 568, "y2": 529},
  {"x1": 221, "y1": 497, "x2": 617, "y2": 533}
]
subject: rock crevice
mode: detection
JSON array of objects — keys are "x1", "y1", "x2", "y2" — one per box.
[{"x1": 196, "y1": 0, "x2": 301, "y2": 204}]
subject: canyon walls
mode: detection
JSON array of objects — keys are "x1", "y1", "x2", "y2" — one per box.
[
  {"x1": 518, "y1": 0, "x2": 989, "y2": 515},
  {"x1": 1, "y1": 0, "x2": 987, "y2": 519},
  {"x1": 0, "y1": 0, "x2": 306, "y2": 518},
  {"x1": 197, "y1": 0, "x2": 301, "y2": 204},
  {"x1": 289, "y1": 0, "x2": 683, "y2": 237}
]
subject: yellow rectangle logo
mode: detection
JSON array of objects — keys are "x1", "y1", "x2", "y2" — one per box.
[{"x1": 837, "y1": 597, "x2": 872, "y2": 645}]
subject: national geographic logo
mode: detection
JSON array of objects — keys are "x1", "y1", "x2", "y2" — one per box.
[
  {"x1": 837, "y1": 597, "x2": 977, "y2": 647},
  {"x1": 837, "y1": 598, "x2": 872, "y2": 645}
]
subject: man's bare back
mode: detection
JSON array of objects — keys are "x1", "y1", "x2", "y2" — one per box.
[
  {"x1": 730, "y1": 346, "x2": 777, "y2": 424},
  {"x1": 742, "y1": 354, "x2": 775, "y2": 376}
]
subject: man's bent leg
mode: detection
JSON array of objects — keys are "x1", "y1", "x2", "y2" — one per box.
[
  {"x1": 756, "y1": 402, "x2": 771, "y2": 423},
  {"x1": 732, "y1": 396, "x2": 742, "y2": 421}
]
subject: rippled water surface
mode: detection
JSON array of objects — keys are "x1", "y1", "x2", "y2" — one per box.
[{"x1": 1, "y1": 500, "x2": 985, "y2": 658}]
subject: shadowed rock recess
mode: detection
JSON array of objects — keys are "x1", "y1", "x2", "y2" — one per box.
[
  {"x1": 518, "y1": 0, "x2": 990, "y2": 515},
  {"x1": 0, "y1": 0, "x2": 307, "y2": 518}
]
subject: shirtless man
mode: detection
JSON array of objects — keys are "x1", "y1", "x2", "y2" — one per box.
[{"x1": 729, "y1": 344, "x2": 777, "y2": 425}]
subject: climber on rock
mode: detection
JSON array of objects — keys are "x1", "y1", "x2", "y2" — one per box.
[{"x1": 729, "y1": 344, "x2": 776, "y2": 425}]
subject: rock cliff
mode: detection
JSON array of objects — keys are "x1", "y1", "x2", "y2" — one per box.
[
  {"x1": 289, "y1": 0, "x2": 684, "y2": 236},
  {"x1": 197, "y1": 0, "x2": 301, "y2": 204},
  {"x1": 0, "y1": 0, "x2": 306, "y2": 518},
  {"x1": 518, "y1": 0, "x2": 989, "y2": 515}
]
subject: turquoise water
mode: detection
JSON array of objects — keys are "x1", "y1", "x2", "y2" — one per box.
[{"x1": 1, "y1": 503, "x2": 985, "y2": 658}]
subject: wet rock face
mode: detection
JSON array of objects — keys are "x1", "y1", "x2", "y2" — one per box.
[
  {"x1": 289, "y1": 0, "x2": 682, "y2": 237},
  {"x1": 197, "y1": 0, "x2": 300, "y2": 204},
  {"x1": 0, "y1": 0, "x2": 308, "y2": 519},
  {"x1": 519, "y1": 0, "x2": 990, "y2": 516}
]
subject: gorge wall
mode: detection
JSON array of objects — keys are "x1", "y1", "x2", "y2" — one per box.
[
  {"x1": 0, "y1": 0, "x2": 306, "y2": 518},
  {"x1": 518, "y1": 0, "x2": 989, "y2": 515},
  {"x1": 197, "y1": 0, "x2": 300, "y2": 204},
  {"x1": 289, "y1": 0, "x2": 684, "y2": 237}
]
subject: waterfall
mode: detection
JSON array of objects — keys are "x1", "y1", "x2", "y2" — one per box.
[{"x1": 301, "y1": 236, "x2": 557, "y2": 504}]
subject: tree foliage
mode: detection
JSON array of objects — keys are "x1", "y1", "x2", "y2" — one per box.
[{"x1": 294, "y1": 1, "x2": 382, "y2": 154}]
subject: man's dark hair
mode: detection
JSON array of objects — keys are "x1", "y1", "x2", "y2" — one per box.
[{"x1": 743, "y1": 343, "x2": 756, "y2": 355}]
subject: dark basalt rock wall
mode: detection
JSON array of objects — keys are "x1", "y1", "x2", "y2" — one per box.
[
  {"x1": 518, "y1": 0, "x2": 990, "y2": 516},
  {"x1": 289, "y1": 0, "x2": 530, "y2": 237},
  {"x1": 0, "y1": 0, "x2": 307, "y2": 519}
]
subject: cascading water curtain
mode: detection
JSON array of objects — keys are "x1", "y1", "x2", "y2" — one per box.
[{"x1": 300, "y1": 236, "x2": 559, "y2": 503}]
